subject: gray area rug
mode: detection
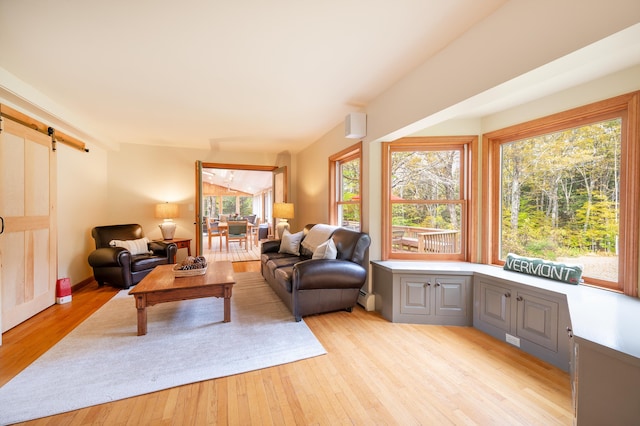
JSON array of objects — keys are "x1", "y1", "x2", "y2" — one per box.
[{"x1": 0, "y1": 272, "x2": 326, "y2": 424}]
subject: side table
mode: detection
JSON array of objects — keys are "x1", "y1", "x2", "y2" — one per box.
[{"x1": 158, "y1": 237, "x2": 191, "y2": 257}]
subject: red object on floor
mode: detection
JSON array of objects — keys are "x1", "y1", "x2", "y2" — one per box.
[{"x1": 56, "y1": 278, "x2": 72, "y2": 304}]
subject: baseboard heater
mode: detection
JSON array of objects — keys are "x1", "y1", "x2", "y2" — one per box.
[{"x1": 357, "y1": 290, "x2": 375, "y2": 311}]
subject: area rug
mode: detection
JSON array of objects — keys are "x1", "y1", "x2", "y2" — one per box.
[{"x1": 0, "y1": 272, "x2": 326, "y2": 424}]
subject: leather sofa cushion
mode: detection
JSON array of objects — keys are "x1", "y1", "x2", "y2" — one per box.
[
  {"x1": 274, "y1": 267, "x2": 294, "y2": 292},
  {"x1": 260, "y1": 252, "x2": 292, "y2": 265},
  {"x1": 130, "y1": 255, "x2": 168, "y2": 272},
  {"x1": 266, "y1": 256, "x2": 303, "y2": 279}
]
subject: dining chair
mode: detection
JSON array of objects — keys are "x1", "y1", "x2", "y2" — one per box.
[
  {"x1": 248, "y1": 217, "x2": 261, "y2": 246},
  {"x1": 226, "y1": 220, "x2": 249, "y2": 251},
  {"x1": 206, "y1": 218, "x2": 224, "y2": 250}
]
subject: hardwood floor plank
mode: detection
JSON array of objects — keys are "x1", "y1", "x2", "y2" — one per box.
[{"x1": 1, "y1": 260, "x2": 572, "y2": 425}]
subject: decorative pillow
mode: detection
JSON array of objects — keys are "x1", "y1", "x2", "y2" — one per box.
[
  {"x1": 110, "y1": 238, "x2": 151, "y2": 255},
  {"x1": 312, "y1": 238, "x2": 337, "y2": 260},
  {"x1": 503, "y1": 253, "x2": 583, "y2": 284},
  {"x1": 278, "y1": 230, "x2": 304, "y2": 256}
]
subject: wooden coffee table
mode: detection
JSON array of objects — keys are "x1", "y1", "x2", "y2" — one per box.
[{"x1": 128, "y1": 261, "x2": 235, "y2": 336}]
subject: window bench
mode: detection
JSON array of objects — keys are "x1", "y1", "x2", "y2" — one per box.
[{"x1": 371, "y1": 260, "x2": 640, "y2": 425}]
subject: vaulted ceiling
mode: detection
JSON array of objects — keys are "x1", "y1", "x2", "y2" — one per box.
[
  {"x1": 1, "y1": 1, "x2": 638, "y2": 157},
  {"x1": 0, "y1": 0, "x2": 507, "y2": 153}
]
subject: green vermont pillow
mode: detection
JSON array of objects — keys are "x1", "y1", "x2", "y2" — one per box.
[{"x1": 503, "y1": 253, "x2": 583, "y2": 284}]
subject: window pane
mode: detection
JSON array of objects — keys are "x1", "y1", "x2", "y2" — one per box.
[
  {"x1": 338, "y1": 204, "x2": 360, "y2": 231},
  {"x1": 391, "y1": 150, "x2": 460, "y2": 200},
  {"x1": 500, "y1": 119, "x2": 621, "y2": 282},
  {"x1": 222, "y1": 196, "x2": 236, "y2": 214},
  {"x1": 391, "y1": 203, "x2": 462, "y2": 253},
  {"x1": 203, "y1": 196, "x2": 219, "y2": 217},
  {"x1": 341, "y1": 158, "x2": 360, "y2": 200},
  {"x1": 239, "y1": 196, "x2": 253, "y2": 216}
]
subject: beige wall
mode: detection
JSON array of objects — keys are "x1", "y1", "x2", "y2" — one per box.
[
  {"x1": 56, "y1": 143, "x2": 109, "y2": 283},
  {"x1": 107, "y1": 143, "x2": 286, "y2": 259}
]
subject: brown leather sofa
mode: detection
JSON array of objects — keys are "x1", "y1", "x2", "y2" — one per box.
[
  {"x1": 88, "y1": 224, "x2": 177, "y2": 289},
  {"x1": 260, "y1": 224, "x2": 371, "y2": 321}
]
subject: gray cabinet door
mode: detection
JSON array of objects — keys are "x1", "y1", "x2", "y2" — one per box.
[
  {"x1": 477, "y1": 279, "x2": 511, "y2": 332},
  {"x1": 399, "y1": 275, "x2": 431, "y2": 315},
  {"x1": 434, "y1": 276, "x2": 468, "y2": 317},
  {"x1": 515, "y1": 290, "x2": 559, "y2": 352}
]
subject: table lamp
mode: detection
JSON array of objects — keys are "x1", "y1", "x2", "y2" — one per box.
[
  {"x1": 273, "y1": 202, "x2": 294, "y2": 239},
  {"x1": 155, "y1": 202, "x2": 179, "y2": 240}
]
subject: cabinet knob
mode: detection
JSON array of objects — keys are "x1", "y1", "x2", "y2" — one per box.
[
  {"x1": 566, "y1": 326, "x2": 573, "y2": 338},
  {"x1": 425, "y1": 281, "x2": 431, "y2": 287},
  {"x1": 516, "y1": 296, "x2": 524, "y2": 302},
  {"x1": 435, "y1": 281, "x2": 441, "y2": 287},
  {"x1": 504, "y1": 292, "x2": 511, "y2": 298}
]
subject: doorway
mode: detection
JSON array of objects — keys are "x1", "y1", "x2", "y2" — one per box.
[{"x1": 195, "y1": 162, "x2": 278, "y2": 258}]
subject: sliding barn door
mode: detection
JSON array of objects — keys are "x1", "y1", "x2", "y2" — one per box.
[{"x1": 0, "y1": 118, "x2": 57, "y2": 337}]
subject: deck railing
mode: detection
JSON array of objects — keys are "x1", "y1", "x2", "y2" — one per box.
[{"x1": 392, "y1": 226, "x2": 459, "y2": 254}]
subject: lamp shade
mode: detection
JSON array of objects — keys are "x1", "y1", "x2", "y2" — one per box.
[
  {"x1": 155, "y1": 202, "x2": 179, "y2": 219},
  {"x1": 273, "y1": 202, "x2": 294, "y2": 219}
]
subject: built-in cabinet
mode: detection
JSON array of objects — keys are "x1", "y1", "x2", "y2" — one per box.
[
  {"x1": 372, "y1": 262, "x2": 473, "y2": 326},
  {"x1": 399, "y1": 274, "x2": 471, "y2": 322},
  {"x1": 473, "y1": 276, "x2": 569, "y2": 370},
  {"x1": 571, "y1": 336, "x2": 640, "y2": 425}
]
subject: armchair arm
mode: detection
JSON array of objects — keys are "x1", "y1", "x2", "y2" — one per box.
[
  {"x1": 88, "y1": 247, "x2": 131, "y2": 268},
  {"x1": 261, "y1": 239, "x2": 281, "y2": 254},
  {"x1": 293, "y1": 259, "x2": 367, "y2": 290},
  {"x1": 149, "y1": 241, "x2": 176, "y2": 254}
]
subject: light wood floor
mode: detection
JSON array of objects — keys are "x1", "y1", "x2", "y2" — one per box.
[{"x1": 0, "y1": 261, "x2": 573, "y2": 425}]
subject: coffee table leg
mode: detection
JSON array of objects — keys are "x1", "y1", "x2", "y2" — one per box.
[
  {"x1": 223, "y1": 283, "x2": 232, "y2": 322},
  {"x1": 134, "y1": 295, "x2": 148, "y2": 335},
  {"x1": 223, "y1": 296, "x2": 230, "y2": 322}
]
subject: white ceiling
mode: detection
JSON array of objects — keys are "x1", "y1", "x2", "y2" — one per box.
[
  {"x1": 203, "y1": 168, "x2": 272, "y2": 194},
  {"x1": 0, "y1": 0, "x2": 508, "y2": 153}
]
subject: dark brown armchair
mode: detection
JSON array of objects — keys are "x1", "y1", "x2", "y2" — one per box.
[{"x1": 88, "y1": 224, "x2": 177, "y2": 289}]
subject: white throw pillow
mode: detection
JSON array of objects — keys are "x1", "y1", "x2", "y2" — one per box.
[
  {"x1": 278, "y1": 229, "x2": 304, "y2": 256},
  {"x1": 109, "y1": 237, "x2": 151, "y2": 255},
  {"x1": 312, "y1": 238, "x2": 337, "y2": 259}
]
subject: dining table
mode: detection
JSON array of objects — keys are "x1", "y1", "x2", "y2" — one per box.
[{"x1": 216, "y1": 221, "x2": 257, "y2": 249}]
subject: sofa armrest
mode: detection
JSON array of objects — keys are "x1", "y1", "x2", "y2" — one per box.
[
  {"x1": 293, "y1": 259, "x2": 367, "y2": 290},
  {"x1": 261, "y1": 239, "x2": 281, "y2": 254},
  {"x1": 88, "y1": 247, "x2": 131, "y2": 268}
]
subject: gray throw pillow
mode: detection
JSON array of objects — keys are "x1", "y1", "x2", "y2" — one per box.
[{"x1": 279, "y1": 230, "x2": 304, "y2": 256}]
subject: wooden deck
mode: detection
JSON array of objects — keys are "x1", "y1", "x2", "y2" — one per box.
[
  {"x1": 201, "y1": 233, "x2": 262, "y2": 262},
  {"x1": 392, "y1": 226, "x2": 460, "y2": 253}
]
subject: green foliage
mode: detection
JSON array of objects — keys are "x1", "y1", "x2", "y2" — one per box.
[
  {"x1": 501, "y1": 119, "x2": 621, "y2": 259},
  {"x1": 238, "y1": 197, "x2": 253, "y2": 216}
]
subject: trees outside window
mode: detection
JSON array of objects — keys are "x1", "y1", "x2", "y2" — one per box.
[
  {"x1": 238, "y1": 196, "x2": 253, "y2": 216},
  {"x1": 330, "y1": 143, "x2": 362, "y2": 230},
  {"x1": 500, "y1": 119, "x2": 621, "y2": 282},
  {"x1": 203, "y1": 196, "x2": 219, "y2": 218},
  {"x1": 485, "y1": 92, "x2": 640, "y2": 295}
]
